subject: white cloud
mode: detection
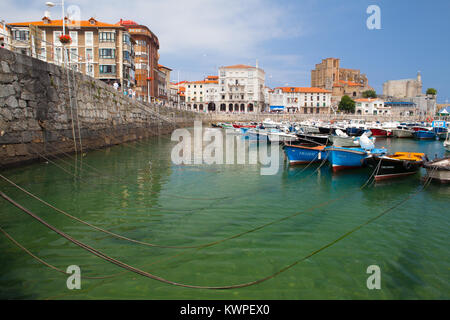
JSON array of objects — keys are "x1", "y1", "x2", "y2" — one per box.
[{"x1": 2, "y1": 0, "x2": 310, "y2": 84}]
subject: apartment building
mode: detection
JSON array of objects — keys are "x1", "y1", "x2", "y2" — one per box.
[
  {"x1": 355, "y1": 98, "x2": 391, "y2": 115},
  {"x1": 0, "y1": 22, "x2": 11, "y2": 49},
  {"x1": 269, "y1": 87, "x2": 332, "y2": 114},
  {"x1": 217, "y1": 64, "x2": 265, "y2": 112},
  {"x1": 118, "y1": 19, "x2": 159, "y2": 102},
  {"x1": 184, "y1": 77, "x2": 219, "y2": 112},
  {"x1": 7, "y1": 16, "x2": 135, "y2": 88}
]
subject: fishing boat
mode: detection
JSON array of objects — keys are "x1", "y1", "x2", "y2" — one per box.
[
  {"x1": 423, "y1": 157, "x2": 450, "y2": 183},
  {"x1": 283, "y1": 144, "x2": 327, "y2": 164},
  {"x1": 365, "y1": 152, "x2": 426, "y2": 181},
  {"x1": 233, "y1": 123, "x2": 256, "y2": 129},
  {"x1": 295, "y1": 131, "x2": 330, "y2": 145},
  {"x1": 324, "y1": 146, "x2": 369, "y2": 171},
  {"x1": 392, "y1": 126, "x2": 414, "y2": 138},
  {"x1": 329, "y1": 129, "x2": 358, "y2": 147},
  {"x1": 325, "y1": 134, "x2": 385, "y2": 172},
  {"x1": 262, "y1": 118, "x2": 280, "y2": 129},
  {"x1": 432, "y1": 127, "x2": 448, "y2": 140},
  {"x1": 444, "y1": 133, "x2": 450, "y2": 151},
  {"x1": 220, "y1": 123, "x2": 234, "y2": 129},
  {"x1": 412, "y1": 129, "x2": 436, "y2": 140},
  {"x1": 369, "y1": 127, "x2": 389, "y2": 137},
  {"x1": 267, "y1": 131, "x2": 298, "y2": 143}
]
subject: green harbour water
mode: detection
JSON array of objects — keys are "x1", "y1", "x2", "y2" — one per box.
[{"x1": 0, "y1": 130, "x2": 449, "y2": 299}]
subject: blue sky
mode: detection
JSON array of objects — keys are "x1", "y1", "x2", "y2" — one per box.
[{"x1": 2, "y1": 0, "x2": 449, "y2": 102}]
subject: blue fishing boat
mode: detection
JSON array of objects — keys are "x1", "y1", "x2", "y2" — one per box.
[
  {"x1": 283, "y1": 144, "x2": 327, "y2": 164},
  {"x1": 324, "y1": 146, "x2": 368, "y2": 171},
  {"x1": 412, "y1": 130, "x2": 436, "y2": 140}
]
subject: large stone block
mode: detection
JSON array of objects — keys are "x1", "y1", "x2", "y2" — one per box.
[{"x1": 0, "y1": 84, "x2": 15, "y2": 98}]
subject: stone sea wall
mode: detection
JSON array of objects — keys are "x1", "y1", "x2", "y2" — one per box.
[{"x1": 0, "y1": 48, "x2": 200, "y2": 168}]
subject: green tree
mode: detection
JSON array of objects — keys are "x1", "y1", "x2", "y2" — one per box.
[
  {"x1": 362, "y1": 90, "x2": 377, "y2": 98},
  {"x1": 426, "y1": 88, "x2": 437, "y2": 95},
  {"x1": 338, "y1": 95, "x2": 355, "y2": 113}
]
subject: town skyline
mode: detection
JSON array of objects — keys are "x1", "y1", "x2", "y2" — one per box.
[{"x1": 2, "y1": 0, "x2": 449, "y2": 103}]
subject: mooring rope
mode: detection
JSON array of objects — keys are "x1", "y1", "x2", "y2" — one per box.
[
  {"x1": 0, "y1": 158, "x2": 378, "y2": 250},
  {"x1": 0, "y1": 169, "x2": 435, "y2": 289},
  {"x1": 25, "y1": 144, "x2": 229, "y2": 202}
]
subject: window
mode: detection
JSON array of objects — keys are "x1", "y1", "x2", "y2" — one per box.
[
  {"x1": 86, "y1": 48, "x2": 94, "y2": 62},
  {"x1": 99, "y1": 65, "x2": 116, "y2": 74},
  {"x1": 123, "y1": 33, "x2": 131, "y2": 45},
  {"x1": 99, "y1": 32, "x2": 115, "y2": 42},
  {"x1": 69, "y1": 48, "x2": 78, "y2": 62},
  {"x1": 54, "y1": 47, "x2": 62, "y2": 64},
  {"x1": 85, "y1": 31, "x2": 93, "y2": 46},
  {"x1": 53, "y1": 31, "x2": 62, "y2": 46},
  {"x1": 69, "y1": 31, "x2": 78, "y2": 46},
  {"x1": 99, "y1": 48, "x2": 115, "y2": 59},
  {"x1": 14, "y1": 30, "x2": 29, "y2": 41},
  {"x1": 39, "y1": 46, "x2": 46, "y2": 61},
  {"x1": 123, "y1": 50, "x2": 131, "y2": 61}
]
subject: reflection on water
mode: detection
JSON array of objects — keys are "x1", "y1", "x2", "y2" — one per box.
[{"x1": 0, "y1": 132, "x2": 448, "y2": 299}]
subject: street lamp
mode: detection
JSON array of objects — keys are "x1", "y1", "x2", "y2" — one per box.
[{"x1": 45, "y1": 1, "x2": 65, "y2": 35}]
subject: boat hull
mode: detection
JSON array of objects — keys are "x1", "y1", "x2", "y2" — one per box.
[
  {"x1": 423, "y1": 157, "x2": 450, "y2": 183},
  {"x1": 284, "y1": 144, "x2": 327, "y2": 164},
  {"x1": 366, "y1": 155, "x2": 424, "y2": 181},
  {"x1": 369, "y1": 128, "x2": 388, "y2": 137},
  {"x1": 330, "y1": 135, "x2": 357, "y2": 147},
  {"x1": 325, "y1": 147, "x2": 367, "y2": 172},
  {"x1": 295, "y1": 133, "x2": 330, "y2": 145},
  {"x1": 392, "y1": 129, "x2": 414, "y2": 138},
  {"x1": 413, "y1": 130, "x2": 436, "y2": 140}
]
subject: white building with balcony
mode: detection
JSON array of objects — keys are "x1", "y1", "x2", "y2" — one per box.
[
  {"x1": 269, "y1": 87, "x2": 332, "y2": 114},
  {"x1": 355, "y1": 98, "x2": 391, "y2": 115},
  {"x1": 216, "y1": 64, "x2": 265, "y2": 113}
]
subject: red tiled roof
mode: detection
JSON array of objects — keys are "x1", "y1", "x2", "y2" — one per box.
[
  {"x1": 8, "y1": 17, "x2": 122, "y2": 28},
  {"x1": 185, "y1": 80, "x2": 218, "y2": 84},
  {"x1": 276, "y1": 87, "x2": 332, "y2": 93},
  {"x1": 223, "y1": 64, "x2": 255, "y2": 69},
  {"x1": 158, "y1": 64, "x2": 172, "y2": 71}
]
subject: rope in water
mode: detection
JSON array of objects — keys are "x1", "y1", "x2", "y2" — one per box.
[
  {"x1": 0, "y1": 168, "x2": 435, "y2": 289},
  {"x1": 25, "y1": 144, "x2": 229, "y2": 202},
  {"x1": 0, "y1": 159, "x2": 377, "y2": 250}
]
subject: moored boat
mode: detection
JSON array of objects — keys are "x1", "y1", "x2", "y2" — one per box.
[
  {"x1": 283, "y1": 144, "x2": 327, "y2": 164},
  {"x1": 392, "y1": 126, "x2": 414, "y2": 138},
  {"x1": 444, "y1": 133, "x2": 450, "y2": 151},
  {"x1": 423, "y1": 157, "x2": 450, "y2": 183},
  {"x1": 412, "y1": 129, "x2": 436, "y2": 140},
  {"x1": 365, "y1": 152, "x2": 426, "y2": 181},
  {"x1": 324, "y1": 146, "x2": 368, "y2": 171},
  {"x1": 369, "y1": 128, "x2": 389, "y2": 137},
  {"x1": 295, "y1": 132, "x2": 330, "y2": 146}
]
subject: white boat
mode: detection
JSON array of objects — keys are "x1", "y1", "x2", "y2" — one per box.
[
  {"x1": 267, "y1": 131, "x2": 298, "y2": 142},
  {"x1": 330, "y1": 129, "x2": 358, "y2": 147},
  {"x1": 444, "y1": 132, "x2": 450, "y2": 151},
  {"x1": 423, "y1": 157, "x2": 450, "y2": 183},
  {"x1": 262, "y1": 118, "x2": 280, "y2": 129},
  {"x1": 392, "y1": 126, "x2": 414, "y2": 138}
]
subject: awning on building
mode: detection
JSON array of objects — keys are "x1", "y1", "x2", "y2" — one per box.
[{"x1": 270, "y1": 106, "x2": 284, "y2": 111}]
